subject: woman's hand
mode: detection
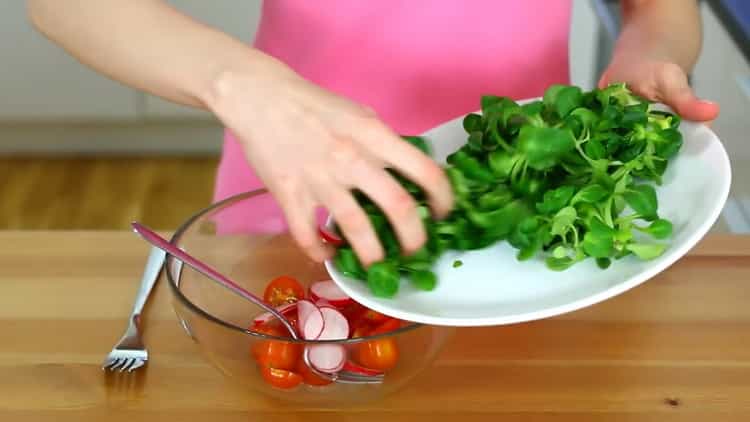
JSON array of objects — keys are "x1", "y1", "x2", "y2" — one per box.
[
  {"x1": 207, "y1": 60, "x2": 454, "y2": 265},
  {"x1": 599, "y1": 0, "x2": 719, "y2": 123},
  {"x1": 598, "y1": 56, "x2": 719, "y2": 123}
]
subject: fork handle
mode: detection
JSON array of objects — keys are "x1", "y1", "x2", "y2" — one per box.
[{"x1": 130, "y1": 246, "x2": 166, "y2": 324}]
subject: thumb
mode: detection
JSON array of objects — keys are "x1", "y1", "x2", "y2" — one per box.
[{"x1": 656, "y1": 66, "x2": 720, "y2": 122}]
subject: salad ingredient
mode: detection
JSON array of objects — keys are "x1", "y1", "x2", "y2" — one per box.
[
  {"x1": 296, "y1": 358, "x2": 333, "y2": 386},
  {"x1": 309, "y1": 280, "x2": 353, "y2": 307},
  {"x1": 252, "y1": 324, "x2": 302, "y2": 371},
  {"x1": 331, "y1": 83, "x2": 682, "y2": 297},
  {"x1": 307, "y1": 344, "x2": 347, "y2": 373},
  {"x1": 260, "y1": 366, "x2": 303, "y2": 389},
  {"x1": 253, "y1": 275, "x2": 405, "y2": 388},
  {"x1": 316, "y1": 307, "x2": 350, "y2": 340},
  {"x1": 297, "y1": 299, "x2": 325, "y2": 340},
  {"x1": 263, "y1": 275, "x2": 306, "y2": 307},
  {"x1": 355, "y1": 337, "x2": 399, "y2": 372},
  {"x1": 252, "y1": 302, "x2": 298, "y2": 326},
  {"x1": 342, "y1": 360, "x2": 384, "y2": 376},
  {"x1": 318, "y1": 227, "x2": 344, "y2": 247},
  {"x1": 369, "y1": 318, "x2": 402, "y2": 335}
]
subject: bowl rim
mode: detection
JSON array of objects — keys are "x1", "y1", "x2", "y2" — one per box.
[{"x1": 164, "y1": 188, "x2": 424, "y2": 344}]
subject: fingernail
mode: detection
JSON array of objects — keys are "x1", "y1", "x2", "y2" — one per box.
[{"x1": 698, "y1": 99, "x2": 718, "y2": 106}]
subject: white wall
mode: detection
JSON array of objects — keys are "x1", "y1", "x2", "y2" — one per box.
[
  {"x1": 0, "y1": 2, "x2": 139, "y2": 120},
  {"x1": 0, "y1": 0, "x2": 262, "y2": 122}
]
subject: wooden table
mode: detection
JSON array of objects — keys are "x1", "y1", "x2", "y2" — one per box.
[{"x1": 1, "y1": 231, "x2": 749, "y2": 421}]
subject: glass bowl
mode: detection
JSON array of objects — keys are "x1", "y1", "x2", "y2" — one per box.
[{"x1": 164, "y1": 189, "x2": 455, "y2": 405}]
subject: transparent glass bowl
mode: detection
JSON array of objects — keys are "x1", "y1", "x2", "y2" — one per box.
[{"x1": 165, "y1": 189, "x2": 455, "y2": 404}]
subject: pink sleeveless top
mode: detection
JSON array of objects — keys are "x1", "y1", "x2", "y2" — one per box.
[{"x1": 212, "y1": 0, "x2": 572, "y2": 233}]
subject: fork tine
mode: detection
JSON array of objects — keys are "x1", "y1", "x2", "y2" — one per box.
[
  {"x1": 103, "y1": 356, "x2": 122, "y2": 371},
  {"x1": 340, "y1": 372, "x2": 384, "y2": 381},
  {"x1": 101, "y1": 356, "x2": 117, "y2": 370},
  {"x1": 118, "y1": 358, "x2": 135, "y2": 372},
  {"x1": 109, "y1": 358, "x2": 127, "y2": 371},
  {"x1": 127, "y1": 359, "x2": 146, "y2": 372}
]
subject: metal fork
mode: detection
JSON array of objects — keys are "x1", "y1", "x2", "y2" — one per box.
[{"x1": 102, "y1": 246, "x2": 166, "y2": 372}]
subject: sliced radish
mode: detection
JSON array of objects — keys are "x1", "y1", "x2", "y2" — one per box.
[
  {"x1": 317, "y1": 307, "x2": 350, "y2": 340},
  {"x1": 296, "y1": 299, "x2": 324, "y2": 340},
  {"x1": 309, "y1": 280, "x2": 352, "y2": 307},
  {"x1": 313, "y1": 298, "x2": 332, "y2": 308},
  {"x1": 318, "y1": 227, "x2": 344, "y2": 247},
  {"x1": 252, "y1": 302, "x2": 297, "y2": 326},
  {"x1": 343, "y1": 360, "x2": 383, "y2": 376},
  {"x1": 307, "y1": 344, "x2": 346, "y2": 373}
]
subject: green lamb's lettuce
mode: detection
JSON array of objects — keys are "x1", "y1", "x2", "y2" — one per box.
[{"x1": 333, "y1": 83, "x2": 682, "y2": 298}]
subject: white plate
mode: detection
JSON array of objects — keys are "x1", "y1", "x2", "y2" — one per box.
[{"x1": 324, "y1": 102, "x2": 732, "y2": 327}]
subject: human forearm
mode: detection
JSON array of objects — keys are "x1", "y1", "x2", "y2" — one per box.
[
  {"x1": 27, "y1": 0, "x2": 289, "y2": 110},
  {"x1": 612, "y1": 0, "x2": 702, "y2": 73}
]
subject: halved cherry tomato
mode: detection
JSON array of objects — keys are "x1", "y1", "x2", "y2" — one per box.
[
  {"x1": 296, "y1": 358, "x2": 332, "y2": 387},
  {"x1": 263, "y1": 276, "x2": 306, "y2": 307},
  {"x1": 259, "y1": 366, "x2": 303, "y2": 389},
  {"x1": 251, "y1": 324, "x2": 301, "y2": 370},
  {"x1": 355, "y1": 337, "x2": 399, "y2": 372}
]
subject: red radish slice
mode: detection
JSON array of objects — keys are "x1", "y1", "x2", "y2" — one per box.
[
  {"x1": 343, "y1": 360, "x2": 383, "y2": 376},
  {"x1": 297, "y1": 300, "x2": 324, "y2": 340},
  {"x1": 252, "y1": 302, "x2": 297, "y2": 326},
  {"x1": 318, "y1": 227, "x2": 344, "y2": 247},
  {"x1": 317, "y1": 307, "x2": 350, "y2": 341},
  {"x1": 309, "y1": 280, "x2": 352, "y2": 307},
  {"x1": 307, "y1": 344, "x2": 346, "y2": 372},
  {"x1": 314, "y1": 299, "x2": 334, "y2": 309}
]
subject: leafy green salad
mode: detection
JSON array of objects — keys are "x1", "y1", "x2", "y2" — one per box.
[{"x1": 333, "y1": 83, "x2": 683, "y2": 298}]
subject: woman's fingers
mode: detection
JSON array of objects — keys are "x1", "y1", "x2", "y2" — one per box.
[
  {"x1": 279, "y1": 189, "x2": 333, "y2": 263},
  {"x1": 339, "y1": 155, "x2": 426, "y2": 255},
  {"x1": 310, "y1": 173, "x2": 384, "y2": 266},
  {"x1": 355, "y1": 119, "x2": 454, "y2": 219}
]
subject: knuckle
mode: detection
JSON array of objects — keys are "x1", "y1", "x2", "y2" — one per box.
[
  {"x1": 273, "y1": 172, "x2": 300, "y2": 198},
  {"x1": 387, "y1": 190, "x2": 418, "y2": 221},
  {"x1": 330, "y1": 138, "x2": 359, "y2": 166},
  {"x1": 658, "y1": 62, "x2": 683, "y2": 77},
  {"x1": 337, "y1": 203, "x2": 370, "y2": 234}
]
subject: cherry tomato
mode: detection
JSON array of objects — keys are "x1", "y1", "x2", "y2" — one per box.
[
  {"x1": 355, "y1": 338, "x2": 399, "y2": 372},
  {"x1": 263, "y1": 275, "x2": 306, "y2": 307},
  {"x1": 340, "y1": 302, "x2": 367, "y2": 321},
  {"x1": 253, "y1": 309, "x2": 299, "y2": 332},
  {"x1": 259, "y1": 366, "x2": 303, "y2": 389},
  {"x1": 295, "y1": 358, "x2": 333, "y2": 387},
  {"x1": 351, "y1": 324, "x2": 370, "y2": 338},
  {"x1": 251, "y1": 324, "x2": 302, "y2": 370},
  {"x1": 362, "y1": 309, "x2": 390, "y2": 325},
  {"x1": 370, "y1": 318, "x2": 402, "y2": 335}
]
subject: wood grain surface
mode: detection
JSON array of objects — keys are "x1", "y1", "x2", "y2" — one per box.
[
  {"x1": 0, "y1": 231, "x2": 749, "y2": 421},
  {"x1": 0, "y1": 157, "x2": 217, "y2": 230}
]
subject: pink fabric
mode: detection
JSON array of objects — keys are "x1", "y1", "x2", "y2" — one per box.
[{"x1": 212, "y1": 1, "x2": 572, "y2": 233}]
